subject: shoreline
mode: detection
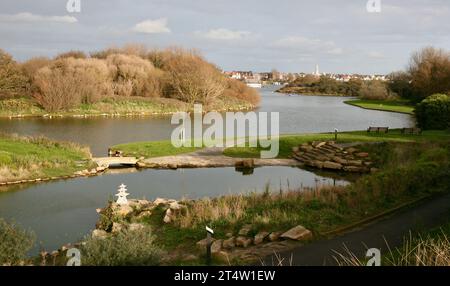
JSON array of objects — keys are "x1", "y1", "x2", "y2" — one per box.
[{"x1": 0, "y1": 105, "x2": 256, "y2": 120}]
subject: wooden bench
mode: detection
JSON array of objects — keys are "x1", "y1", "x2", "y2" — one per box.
[
  {"x1": 401, "y1": 127, "x2": 422, "y2": 135},
  {"x1": 367, "y1": 127, "x2": 389, "y2": 133}
]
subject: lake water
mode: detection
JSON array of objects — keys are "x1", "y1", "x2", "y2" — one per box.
[
  {"x1": 0, "y1": 86, "x2": 414, "y2": 156},
  {"x1": 0, "y1": 166, "x2": 348, "y2": 253},
  {"x1": 0, "y1": 87, "x2": 414, "y2": 254}
]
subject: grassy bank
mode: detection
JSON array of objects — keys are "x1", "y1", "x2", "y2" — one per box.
[
  {"x1": 0, "y1": 97, "x2": 254, "y2": 118},
  {"x1": 223, "y1": 129, "x2": 450, "y2": 159},
  {"x1": 111, "y1": 140, "x2": 202, "y2": 158},
  {"x1": 0, "y1": 134, "x2": 93, "y2": 183},
  {"x1": 111, "y1": 129, "x2": 450, "y2": 159},
  {"x1": 344, "y1": 99, "x2": 415, "y2": 114}
]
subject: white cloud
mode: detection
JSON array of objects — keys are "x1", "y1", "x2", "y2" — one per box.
[
  {"x1": 132, "y1": 18, "x2": 170, "y2": 34},
  {"x1": 367, "y1": 51, "x2": 385, "y2": 59},
  {"x1": 197, "y1": 28, "x2": 251, "y2": 40},
  {"x1": 0, "y1": 12, "x2": 77, "y2": 23},
  {"x1": 271, "y1": 36, "x2": 343, "y2": 55}
]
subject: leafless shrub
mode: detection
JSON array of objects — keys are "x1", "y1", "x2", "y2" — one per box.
[
  {"x1": 33, "y1": 58, "x2": 111, "y2": 111},
  {"x1": 163, "y1": 48, "x2": 226, "y2": 106},
  {"x1": 224, "y1": 78, "x2": 261, "y2": 106},
  {"x1": 106, "y1": 54, "x2": 163, "y2": 97}
]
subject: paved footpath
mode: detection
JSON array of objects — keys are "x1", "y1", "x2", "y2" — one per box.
[{"x1": 263, "y1": 193, "x2": 450, "y2": 266}]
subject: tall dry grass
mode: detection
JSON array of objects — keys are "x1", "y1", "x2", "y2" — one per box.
[
  {"x1": 333, "y1": 232, "x2": 450, "y2": 266},
  {"x1": 176, "y1": 184, "x2": 346, "y2": 229}
]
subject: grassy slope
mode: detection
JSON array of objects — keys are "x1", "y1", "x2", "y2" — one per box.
[
  {"x1": 344, "y1": 99, "x2": 415, "y2": 114},
  {"x1": 223, "y1": 129, "x2": 450, "y2": 159},
  {"x1": 0, "y1": 134, "x2": 93, "y2": 183}
]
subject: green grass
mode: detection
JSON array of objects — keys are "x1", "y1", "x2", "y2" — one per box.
[
  {"x1": 111, "y1": 140, "x2": 202, "y2": 158},
  {"x1": 223, "y1": 129, "x2": 450, "y2": 159},
  {"x1": 0, "y1": 134, "x2": 93, "y2": 183},
  {"x1": 345, "y1": 99, "x2": 415, "y2": 114}
]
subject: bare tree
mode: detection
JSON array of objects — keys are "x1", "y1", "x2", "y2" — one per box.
[{"x1": 409, "y1": 47, "x2": 450, "y2": 99}]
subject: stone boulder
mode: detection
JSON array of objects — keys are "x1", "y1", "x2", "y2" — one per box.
[
  {"x1": 281, "y1": 225, "x2": 312, "y2": 241},
  {"x1": 238, "y1": 224, "x2": 252, "y2": 236},
  {"x1": 323, "y1": 161, "x2": 342, "y2": 170},
  {"x1": 254, "y1": 231, "x2": 270, "y2": 245},
  {"x1": 196, "y1": 238, "x2": 215, "y2": 251},
  {"x1": 236, "y1": 236, "x2": 253, "y2": 248},
  {"x1": 222, "y1": 237, "x2": 236, "y2": 249},
  {"x1": 211, "y1": 239, "x2": 223, "y2": 254},
  {"x1": 268, "y1": 231, "x2": 283, "y2": 242}
]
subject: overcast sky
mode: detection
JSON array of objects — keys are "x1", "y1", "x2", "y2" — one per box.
[{"x1": 0, "y1": 0, "x2": 449, "y2": 74}]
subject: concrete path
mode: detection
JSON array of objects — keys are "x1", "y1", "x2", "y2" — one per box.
[
  {"x1": 263, "y1": 194, "x2": 450, "y2": 266},
  {"x1": 92, "y1": 157, "x2": 138, "y2": 167}
]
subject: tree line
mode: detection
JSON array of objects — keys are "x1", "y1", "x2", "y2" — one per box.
[{"x1": 0, "y1": 45, "x2": 260, "y2": 112}]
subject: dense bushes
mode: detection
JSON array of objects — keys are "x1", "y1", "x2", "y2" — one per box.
[
  {"x1": 163, "y1": 50, "x2": 226, "y2": 105},
  {"x1": 80, "y1": 226, "x2": 162, "y2": 266},
  {"x1": 106, "y1": 54, "x2": 163, "y2": 98},
  {"x1": 358, "y1": 80, "x2": 395, "y2": 100},
  {"x1": 224, "y1": 78, "x2": 261, "y2": 106},
  {"x1": 0, "y1": 49, "x2": 28, "y2": 98},
  {"x1": 415, "y1": 94, "x2": 450, "y2": 130},
  {"x1": 0, "y1": 46, "x2": 259, "y2": 111},
  {"x1": 281, "y1": 76, "x2": 363, "y2": 96},
  {"x1": 0, "y1": 218, "x2": 35, "y2": 266},
  {"x1": 33, "y1": 58, "x2": 111, "y2": 111}
]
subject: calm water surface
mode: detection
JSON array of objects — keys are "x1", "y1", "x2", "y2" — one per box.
[{"x1": 0, "y1": 86, "x2": 414, "y2": 156}]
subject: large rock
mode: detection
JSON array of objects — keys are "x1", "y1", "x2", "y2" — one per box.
[
  {"x1": 153, "y1": 198, "x2": 169, "y2": 206},
  {"x1": 254, "y1": 231, "x2": 270, "y2": 245},
  {"x1": 355, "y1": 152, "x2": 369, "y2": 158},
  {"x1": 238, "y1": 224, "x2": 252, "y2": 236},
  {"x1": 236, "y1": 236, "x2": 253, "y2": 248},
  {"x1": 323, "y1": 161, "x2": 342, "y2": 170},
  {"x1": 222, "y1": 237, "x2": 236, "y2": 249},
  {"x1": 281, "y1": 225, "x2": 312, "y2": 241},
  {"x1": 332, "y1": 156, "x2": 348, "y2": 165},
  {"x1": 163, "y1": 209, "x2": 172, "y2": 223},
  {"x1": 211, "y1": 239, "x2": 223, "y2": 254},
  {"x1": 196, "y1": 238, "x2": 215, "y2": 250},
  {"x1": 116, "y1": 205, "x2": 133, "y2": 217},
  {"x1": 268, "y1": 231, "x2": 283, "y2": 242},
  {"x1": 346, "y1": 160, "x2": 363, "y2": 166},
  {"x1": 169, "y1": 201, "x2": 182, "y2": 210}
]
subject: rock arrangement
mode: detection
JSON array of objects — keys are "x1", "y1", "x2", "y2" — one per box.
[
  {"x1": 94, "y1": 197, "x2": 186, "y2": 236},
  {"x1": 196, "y1": 224, "x2": 312, "y2": 260},
  {"x1": 292, "y1": 141, "x2": 376, "y2": 173}
]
